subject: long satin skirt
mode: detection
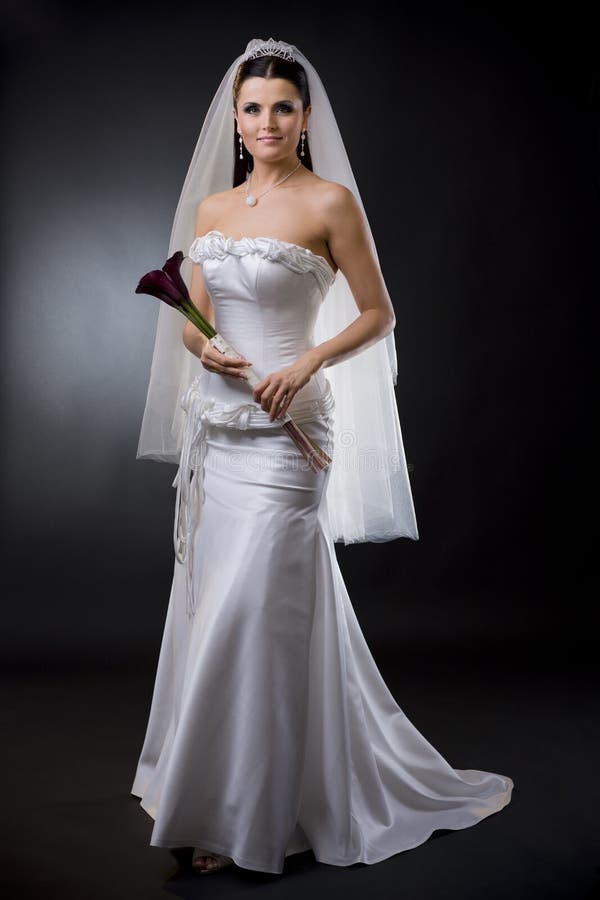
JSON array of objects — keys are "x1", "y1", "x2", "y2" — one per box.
[{"x1": 130, "y1": 412, "x2": 513, "y2": 874}]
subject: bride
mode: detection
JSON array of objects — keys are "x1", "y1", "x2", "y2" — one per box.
[{"x1": 131, "y1": 37, "x2": 513, "y2": 877}]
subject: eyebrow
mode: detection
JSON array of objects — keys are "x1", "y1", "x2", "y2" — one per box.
[{"x1": 241, "y1": 99, "x2": 297, "y2": 105}]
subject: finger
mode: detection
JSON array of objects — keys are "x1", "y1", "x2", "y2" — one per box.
[
  {"x1": 227, "y1": 357, "x2": 253, "y2": 367},
  {"x1": 252, "y1": 378, "x2": 270, "y2": 402},
  {"x1": 205, "y1": 348, "x2": 252, "y2": 374},
  {"x1": 260, "y1": 390, "x2": 275, "y2": 413},
  {"x1": 270, "y1": 388, "x2": 290, "y2": 421},
  {"x1": 260, "y1": 387, "x2": 279, "y2": 414},
  {"x1": 262, "y1": 381, "x2": 286, "y2": 412},
  {"x1": 213, "y1": 350, "x2": 252, "y2": 367},
  {"x1": 206, "y1": 360, "x2": 251, "y2": 379},
  {"x1": 276, "y1": 393, "x2": 292, "y2": 419},
  {"x1": 222, "y1": 365, "x2": 251, "y2": 379}
]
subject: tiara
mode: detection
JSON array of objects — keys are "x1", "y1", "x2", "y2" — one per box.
[{"x1": 242, "y1": 37, "x2": 296, "y2": 62}]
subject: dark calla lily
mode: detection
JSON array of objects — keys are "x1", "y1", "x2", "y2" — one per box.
[
  {"x1": 162, "y1": 251, "x2": 192, "y2": 303},
  {"x1": 135, "y1": 252, "x2": 216, "y2": 338},
  {"x1": 135, "y1": 269, "x2": 183, "y2": 307}
]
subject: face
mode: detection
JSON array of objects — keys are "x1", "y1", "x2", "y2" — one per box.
[{"x1": 235, "y1": 77, "x2": 310, "y2": 161}]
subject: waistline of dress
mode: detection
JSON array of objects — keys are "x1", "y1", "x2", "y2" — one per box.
[{"x1": 171, "y1": 375, "x2": 335, "y2": 620}]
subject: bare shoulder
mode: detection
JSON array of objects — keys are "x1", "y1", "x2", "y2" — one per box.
[
  {"x1": 303, "y1": 172, "x2": 353, "y2": 208},
  {"x1": 194, "y1": 187, "x2": 239, "y2": 237},
  {"x1": 305, "y1": 175, "x2": 364, "y2": 244}
]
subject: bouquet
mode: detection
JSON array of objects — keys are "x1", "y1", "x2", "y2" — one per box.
[{"x1": 135, "y1": 251, "x2": 332, "y2": 472}]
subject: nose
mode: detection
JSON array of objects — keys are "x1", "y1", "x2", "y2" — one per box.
[{"x1": 259, "y1": 110, "x2": 277, "y2": 131}]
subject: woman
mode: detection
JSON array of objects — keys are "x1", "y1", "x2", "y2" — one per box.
[{"x1": 131, "y1": 37, "x2": 513, "y2": 876}]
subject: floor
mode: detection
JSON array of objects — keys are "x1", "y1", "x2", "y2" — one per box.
[{"x1": 3, "y1": 639, "x2": 598, "y2": 900}]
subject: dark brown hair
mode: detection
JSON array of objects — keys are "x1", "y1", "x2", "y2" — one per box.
[{"x1": 232, "y1": 55, "x2": 313, "y2": 186}]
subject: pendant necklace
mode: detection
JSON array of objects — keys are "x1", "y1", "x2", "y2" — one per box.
[{"x1": 245, "y1": 159, "x2": 302, "y2": 207}]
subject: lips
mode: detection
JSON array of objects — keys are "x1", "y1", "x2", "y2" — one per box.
[{"x1": 258, "y1": 136, "x2": 282, "y2": 141}]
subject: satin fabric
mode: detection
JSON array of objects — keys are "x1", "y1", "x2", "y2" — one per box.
[{"x1": 130, "y1": 238, "x2": 513, "y2": 873}]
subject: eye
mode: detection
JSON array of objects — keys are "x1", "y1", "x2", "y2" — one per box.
[{"x1": 243, "y1": 103, "x2": 294, "y2": 114}]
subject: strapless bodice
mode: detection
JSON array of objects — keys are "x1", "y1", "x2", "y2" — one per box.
[{"x1": 188, "y1": 230, "x2": 337, "y2": 408}]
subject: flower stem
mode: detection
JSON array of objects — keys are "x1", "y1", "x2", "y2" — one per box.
[
  {"x1": 180, "y1": 301, "x2": 217, "y2": 338},
  {"x1": 282, "y1": 420, "x2": 332, "y2": 471}
]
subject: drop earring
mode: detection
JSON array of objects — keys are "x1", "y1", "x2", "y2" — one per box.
[
  {"x1": 300, "y1": 130, "x2": 306, "y2": 157},
  {"x1": 239, "y1": 134, "x2": 243, "y2": 159}
]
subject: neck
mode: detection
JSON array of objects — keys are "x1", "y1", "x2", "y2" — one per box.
[{"x1": 249, "y1": 157, "x2": 301, "y2": 189}]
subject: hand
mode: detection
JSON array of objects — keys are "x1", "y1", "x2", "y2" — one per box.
[
  {"x1": 200, "y1": 342, "x2": 252, "y2": 380},
  {"x1": 253, "y1": 349, "x2": 321, "y2": 421}
]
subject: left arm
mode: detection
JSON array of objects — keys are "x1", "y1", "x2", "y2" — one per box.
[{"x1": 254, "y1": 184, "x2": 396, "y2": 420}]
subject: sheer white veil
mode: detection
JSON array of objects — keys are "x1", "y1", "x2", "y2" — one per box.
[{"x1": 136, "y1": 37, "x2": 418, "y2": 544}]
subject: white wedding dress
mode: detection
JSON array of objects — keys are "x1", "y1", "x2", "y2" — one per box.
[{"x1": 130, "y1": 230, "x2": 513, "y2": 873}]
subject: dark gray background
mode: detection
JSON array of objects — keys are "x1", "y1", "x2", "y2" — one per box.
[
  {"x1": 2, "y1": 1, "x2": 595, "y2": 664},
  {"x1": 2, "y1": 3, "x2": 598, "y2": 899}
]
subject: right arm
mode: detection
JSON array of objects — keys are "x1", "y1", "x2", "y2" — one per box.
[
  {"x1": 182, "y1": 199, "x2": 216, "y2": 358},
  {"x1": 182, "y1": 197, "x2": 251, "y2": 380}
]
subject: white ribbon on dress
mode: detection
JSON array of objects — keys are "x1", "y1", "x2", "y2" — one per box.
[{"x1": 172, "y1": 375, "x2": 335, "y2": 619}]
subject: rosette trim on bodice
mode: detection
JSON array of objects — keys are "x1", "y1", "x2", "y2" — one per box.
[{"x1": 189, "y1": 230, "x2": 336, "y2": 297}]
